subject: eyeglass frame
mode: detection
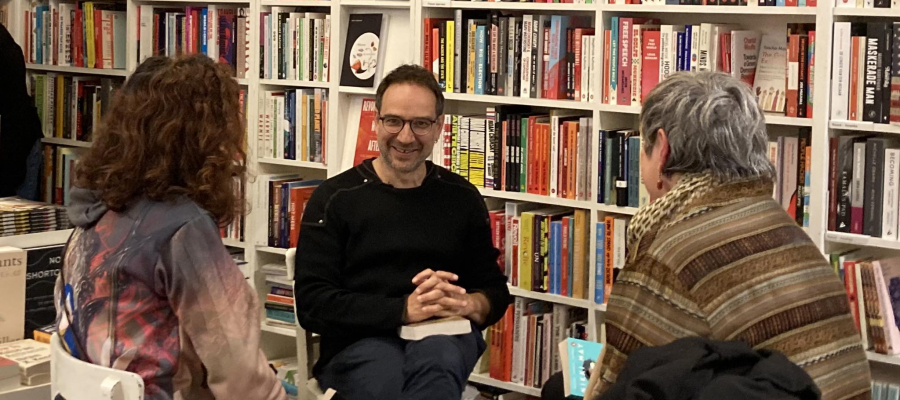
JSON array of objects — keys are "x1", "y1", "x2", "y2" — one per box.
[{"x1": 377, "y1": 115, "x2": 440, "y2": 136}]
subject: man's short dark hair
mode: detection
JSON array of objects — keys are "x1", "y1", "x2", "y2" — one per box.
[{"x1": 375, "y1": 64, "x2": 444, "y2": 118}]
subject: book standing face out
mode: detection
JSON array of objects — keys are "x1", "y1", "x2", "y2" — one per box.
[
  {"x1": 0, "y1": 247, "x2": 26, "y2": 345},
  {"x1": 559, "y1": 337, "x2": 603, "y2": 398},
  {"x1": 341, "y1": 14, "x2": 389, "y2": 88}
]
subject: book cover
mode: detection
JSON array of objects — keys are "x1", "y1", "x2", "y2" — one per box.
[
  {"x1": 0, "y1": 247, "x2": 25, "y2": 344},
  {"x1": 730, "y1": 30, "x2": 761, "y2": 86},
  {"x1": 23, "y1": 246, "x2": 62, "y2": 340},
  {"x1": 340, "y1": 14, "x2": 386, "y2": 88},
  {"x1": 864, "y1": 23, "x2": 884, "y2": 123},
  {"x1": 754, "y1": 32, "x2": 788, "y2": 113},
  {"x1": 559, "y1": 337, "x2": 603, "y2": 397},
  {"x1": 781, "y1": 137, "x2": 799, "y2": 218},
  {"x1": 340, "y1": 97, "x2": 379, "y2": 171}
]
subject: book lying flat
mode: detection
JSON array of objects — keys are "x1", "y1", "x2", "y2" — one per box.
[
  {"x1": 0, "y1": 339, "x2": 50, "y2": 386},
  {"x1": 399, "y1": 316, "x2": 472, "y2": 341},
  {"x1": 558, "y1": 337, "x2": 603, "y2": 398}
]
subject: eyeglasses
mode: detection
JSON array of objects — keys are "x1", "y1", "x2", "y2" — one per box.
[{"x1": 378, "y1": 116, "x2": 438, "y2": 136}]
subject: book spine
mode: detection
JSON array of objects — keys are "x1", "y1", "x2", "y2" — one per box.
[
  {"x1": 883, "y1": 148, "x2": 900, "y2": 240},
  {"x1": 786, "y1": 34, "x2": 800, "y2": 117},
  {"x1": 832, "y1": 23, "x2": 852, "y2": 121},
  {"x1": 797, "y1": 35, "x2": 809, "y2": 118},
  {"x1": 864, "y1": 139, "x2": 886, "y2": 237},
  {"x1": 865, "y1": 25, "x2": 882, "y2": 123},
  {"x1": 829, "y1": 137, "x2": 839, "y2": 232},
  {"x1": 617, "y1": 18, "x2": 631, "y2": 106},
  {"x1": 851, "y1": 141, "x2": 866, "y2": 234},
  {"x1": 796, "y1": 130, "x2": 809, "y2": 225},
  {"x1": 881, "y1": 24, "x2": 893, "y2": 124}
]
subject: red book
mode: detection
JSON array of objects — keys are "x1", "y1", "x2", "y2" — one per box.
[
  {"x1": 266, "y1": 294, "x2": 294, "y2": 305},
  {"x1": 75, "y1": 9, "x2": 84, "y2": 66},
  {"x1": 573, "y1": 28, "x2": 595, "y2": 102},
  {"x1": 566, "y1": 121, "x2": 577, "y2": 199},
  {"x1": 527, "y1": 116, "x2": 539, "y2": 194},
  {"x1": 431, "y1": 28, "x2": 439, "y2": 81},
  {"x1": 94, "y1": 9, "x2": 103, "y2": 68},
  {"x1": 786, "y1": 34, "x2": 801, "y2": 117},
  {"x1": 502, "y1": 306, "x2": 514, "y2": 381},
  {"x1": 153, "y1": 12, "x2": 159, "y2": 57},
  {"x1": 560, "y1": 122, "x2": 569, "y2": 199},
  {"x1": 561, "y1": 216, "x2": 570, "y2": 297},
  {"x1": 540, "y1": 124, "x2": 550, "y2": 196},
  {"x1": 807, "y1": 0, "x2": 817, "y2": 5},
  {"x1": 844, "y1": 262, "x2": 860, "y2": 333},
  {"x1": 288, "y1": 187, "x2": 315, "y2": 248},
  {"x1": 511, "y1": 218, "x2": 520, "y2": 286},
  {"x1": 641, "y1": 30, "x2": 661, "y2": 102},
  {"x1": 192, "y1": 9, "x2": 200, "y2": 54},
  {"x1": 423, "y1": 19, "x2": 433, "y2": 73},
  {"x1": 786, "y1": 0, "x2": 798, "y2": 6},
  {"x1": 807, "y1": 30, "x2": 815, "y2": 118},
  {"x1": 602, "y1": 30, "x2": 611, "y2": 104},
  {"x1": 489, "y1": 211, "x2": 506, "y2": 271}
]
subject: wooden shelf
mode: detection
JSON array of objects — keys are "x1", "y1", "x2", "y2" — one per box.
[
  {"x1": 867, "y1": 351, "x2": 900, "y2": 366},
  {"x1": 425, "y1": 0, "x2": 594, "y2": 10},
  {"x1": 825, "y1": 232, "x2": 900, "y2": 251},
  {"x1": 444, "y1": 92, "x2": 595, "y2": 111},
  {"x1": 257, "y1": 246, "x2": 290, "y2": 255},
  {"x1": 26, "y1": 63, "x2": 129, "y2": 76},
  {"x1": 261, "y1": 323, "x2": 298, "y2": 337},
  {"x1": 339, "y1": 86, "x2": 377, "y2": 95},
  {"x1": 260, "y1": 0, "x2": 331, "y2": 5},
  {"x1": 479, "y1": 188, "x2": 594, "y2": 209},
  {"x1": 260, "y1": 79, "x2": 330, "y2": 88},
  {"x1": 830, "y1": 120, "x2": 900, "y2": 135},
  {"x1": 0, "y1": 229, "x2": 73, "y2": 249},
  {"x1": 468, "y1": 373, "x2": 542, "y2": 397},
  {"x1": 258, "y1": 158, "x2": 329, "y2": 169},
  {"x1": 41, "y1": 137, "x2": 92, "y2": 148},
  {"x1": 833, "y1": 7, "x2": 900, "y2": 17},
  {"x1": 508, "y1": 285, "x2": 593, "y2": 309},
  {"x1": 222, "y1": 238, "x2": 246, "y2": 248},
  {"x1": 341, "y1": 0, "x2": 412, "y2": 7},
  {"x1": 600, "y1": 4, "x2": 817, "y2": 14}
]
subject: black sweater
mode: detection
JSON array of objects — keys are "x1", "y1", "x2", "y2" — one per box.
[{"x1": 294, "y1": 159, "x2": 511, "y2": 375}]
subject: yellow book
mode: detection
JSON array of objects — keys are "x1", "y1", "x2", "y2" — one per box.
[
  {"x1": 85, "y1": 2, "x2": 95, "y2": 68},
  {"x1": 55, "y1": 76, "x2": 64, "y2": 138},
  {"x1": 300, "y1": 90, "x2": 308, "y2": 162},
  {"x1": 602, "y1": 216, "x2": 614, "y2": 303},
  {"x1": 450, "y1": 115, "x2": 459, "y2": 174},
  {"x1": 541, "y1": 214, "x2": 549, "y2": 291},
  {"x1": 573, "y1": 209, "x2": 588, "y2": 299},
  {"x1": 445, "y1": 21, "x2": 455, "y2": 93},
  {"x1": 519, "y1": 212, "x2": 533, "y2": 291}
]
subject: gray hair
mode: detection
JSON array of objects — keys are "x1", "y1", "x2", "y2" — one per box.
[{"x1": 640, "y1": 71, "x2": 775, "y2": 181}]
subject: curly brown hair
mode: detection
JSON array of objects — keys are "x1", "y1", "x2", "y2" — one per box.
[{"x1": 75, "y1": 55, "x2": 246, "y2": 225}]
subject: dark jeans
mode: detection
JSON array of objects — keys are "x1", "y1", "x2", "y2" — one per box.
[{"x1": 318, "y1": 327, "x2": 485, "y2": 400}]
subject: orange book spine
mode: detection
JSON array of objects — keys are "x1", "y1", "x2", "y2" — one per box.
[
  {"x1": 541, "y1": 124, "x2": 550, "y2": 196},
  {"x1": 603, "y1": 30, "x2": 611, "y2": 104},
  {"x1": 502, "y1": 305, "x2": 514, "y2": 381},
  {"x1": 567, "y1": 121, "x2": 578, "y2": 199},
  {"x1": 849, "y1": 36, "x2": 860, "y2": 121},
  {"x1": 266, "y1": 294, "x2": 294, "y2": 305}
]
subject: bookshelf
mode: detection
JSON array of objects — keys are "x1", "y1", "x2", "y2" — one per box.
[{"x1": 6, "y1": 0, "x2": 900, "y2": 396}]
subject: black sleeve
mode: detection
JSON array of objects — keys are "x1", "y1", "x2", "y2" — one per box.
[
  {"x1": 458, "y1": 191, "x2": 511, "y2": 329},
  {"x1": 293, "y1": 185, "x2": 406, "y2": 336}
]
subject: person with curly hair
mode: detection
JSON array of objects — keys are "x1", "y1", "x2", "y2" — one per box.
[{"x1": 54, "y1": 55, "x2": 286, "y2": 400}]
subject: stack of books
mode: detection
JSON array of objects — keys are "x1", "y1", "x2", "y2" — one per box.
[
  {"x1": 265, "y1": 281, "x2": 296, "y2": 330},
  {"x1": 0, "y1": 198, "x2": 71, "y2": 237},
  {"x1": 829, "y1": 254, "x2": 900, "y2": 357}
]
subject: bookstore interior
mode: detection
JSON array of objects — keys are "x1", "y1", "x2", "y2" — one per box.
[{"x1": 3, "y1": 0, "x2": 900, "y2": 397}]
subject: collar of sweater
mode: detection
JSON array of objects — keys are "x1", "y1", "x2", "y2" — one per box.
[{"x1": 626, "y1": 173, "x2": 776, "y2": 261}]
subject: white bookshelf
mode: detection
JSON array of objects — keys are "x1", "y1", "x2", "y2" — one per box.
[
  {"x1": 222, "y1": 238, "x2": 248, "y2": 248},
  {"x1": 468, "y1": 373, "x2": 543, "y2": 397},
  {"x1": 868, "y1": 351, "x2": 900, "y2": 366},
  {"x1": 10, "y1": 0, "x2": 897, "y2": 395},
  {"x1": 0, "y1": 229, "x2": 73, "y2": 248},
  {"x1": 41, "y1": 137, "x2": 92, "y2": 148}
]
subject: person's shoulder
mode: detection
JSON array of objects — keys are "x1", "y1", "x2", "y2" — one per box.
[{"x1": 311, "y1": 164, "x2": 370, "y2": 202}]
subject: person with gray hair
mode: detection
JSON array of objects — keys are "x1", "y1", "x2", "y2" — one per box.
[{"x1": 541, "y1": 72, "x2": 870, "y2": 400}]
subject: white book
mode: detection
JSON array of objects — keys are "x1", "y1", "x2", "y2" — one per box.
[
  {"x1": 510, "y1": 297, "x2": 527, "y2": 385},
  {"x1": 854, "y1": 263, "x2": 869, "y2": 350},
  {"x1": 59, "y1": 2, "x2": 72, "y2": 66},
  {"x1": 295, "y1": 89, "x2": 303, "y2": 160},
  {"x1": 0, "y1": 340, "x2": 50, "y2": 385},
  {"x1": 780, "y1": 136, "x2": 798, "y2": 213},
  {"x1": 865, "y1": 0, "x2": 874, "y2": 7},
  {"x1": 883, "y1": 148, "x2": 900, "y2": 240},
  {"x1": 581, "y1": 34, "x2": 591, "y2": 102},
  {"x1": 0, "y1": 247, "x2": 25, "y2": 344},
  {"x1": 313, "y1": 18, "x2": 323, "y2": 82},
  {"x1": 323, "y1": 15, "x2": 331, "y2": 82},
  {"x1": 698, "y1": 23, "x2": 713, "y2": 72},
  {"x1": 588, "y1": 36, "x2": 597, "y2": 102},
  {"x1": 576, "y1": 119, "x2": 588, "y2": 200},
  {"x1": 277, "y1": 95, "x2": 286, "y2": 159},
  {"x1": 207, "y1": 5, "x2": 219, "y2": 62},
  {"x1": 535, "y1": 15, "x2": 550, "y2": 99},
  {"x1": 507, "y1": 17, "x2": 517, "y2": 96},
  {"x1": 613, "y1": 218, "x2": 627, "y2": 270},
  {"x1": 668, "y1": 26, "x2": 684, "y2": 79},
  {"x1": 832, "y1": 22, "x2": 851, "y2": 121},
  {"x1": 521, "y1": 15, "x2": 533, "y2": 98},
  {"x1": 139, "y1": 5, "x2": 153, "y2": 63},
  {"x1": 288, "y1": 13, "x2": 300, "y2": 81},
  {"x1": 730, "y1": 31, "x2": 761, "y2": 86},
  {"x1": 852, "y1": 142, "x2": 866, "y2": 225},
  {"x1": 689, "y1": 25, "x2": 700, "y2": 72},
  {"x1": 768, "y1": 140, "x2": 783, "y2": 200},
  {"x1": 398, "y1": 316, "x2": 472, "y2": 341},
  {"x1": 659, "y1": 25, "x2": 674, "y2": 83},
  {"x1": 755, "y1": 32, "x2": 788, "y2": 113}
]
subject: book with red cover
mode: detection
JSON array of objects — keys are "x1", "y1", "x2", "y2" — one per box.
[
  {"x1": 786, "y1": 34, "x2": 801, "y2": 117},
  {"x1": 352, "y1": 98, "x2": 380, "y2": 167},
  {"x1": 641, "y1": 29, "x2": 661, "y2": 102},
  {"x1": 573, "y1": 29, "x2": 594, "y2": 102}
]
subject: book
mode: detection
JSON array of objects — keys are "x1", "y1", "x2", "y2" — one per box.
[
  {"x1": 340, "y1": 14, "x2": 388, "y2": 87},
  {"x1": 0, "y1": 248, "x2": 26, "y2": 345},
  {"x1": 24, "y1": 246, "x2": 63, "y2": 340},
  {"x1": 341, "y1": 97, "x2": 379, "y2": 171},
  {"x1": 755, "y1": 32, "x2": 788, "y2": 113},
  {"x1": 558, "y1": 337, "x2": 603, "y2": 398},
  {"x1": 0, "y1": 339, "x2": 50, "y2": 386},
  {"x1": 399, "y1": 316, "x2": 473, "y2": 341}
]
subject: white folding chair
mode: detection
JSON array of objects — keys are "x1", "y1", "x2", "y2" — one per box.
[{"x1": 50, "y1": 333, "x2": 145, "y2": 400}]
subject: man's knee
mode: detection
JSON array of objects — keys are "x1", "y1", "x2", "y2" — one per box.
[{"x1": 319, "y1": 337, "x2": 405, "y2": 399}]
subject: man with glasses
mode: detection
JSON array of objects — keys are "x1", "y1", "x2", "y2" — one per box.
[{"x1": 293, "y1": 64, "x2": 511, "y2": 400}]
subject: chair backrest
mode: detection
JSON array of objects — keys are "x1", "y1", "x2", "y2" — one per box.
[
  {"x1": 286, "y1": 248, "x2": 298, "y2": 323},
  {"x1": 51, "y1": 333, "x2": 145, "y2": 400}
]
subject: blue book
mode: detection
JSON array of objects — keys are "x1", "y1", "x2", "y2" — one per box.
[
  {"x1": 201, "y1": 8, "x2": 208, "y2": 55},
  {"x1": 776, "y1": 0, "x2": 785, "y2": 6},
  {"x1": 475, "y1": 24, "x2": 487, "y2": 95},
  {"x1": 265, "y1": 308, "x2": 295, "y2": 323},
  {"x1": 628, "y1": 136, "x2": 641, "y2": 208},
  {"x1": 551, "y1": 221, "x2": 562, "y2": 295},
  {"x1": 561, "y1": 338, "x2": 604, "y2": 397},
  {"x1": 676, "y1": 32, "x2": 685, "y2": 72},
  {"x1": 595, "y1": 222, "x2": 604, "y2": 304},
  {"x1": 36, "y1": 6, "x2": 46, "y2": 64},
  {"x1": 683, "y1": 25, "x2": 692, "y2": 71},
  {"x1": 609, "y1": 18, "x2": 619, "y2": 100}
]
